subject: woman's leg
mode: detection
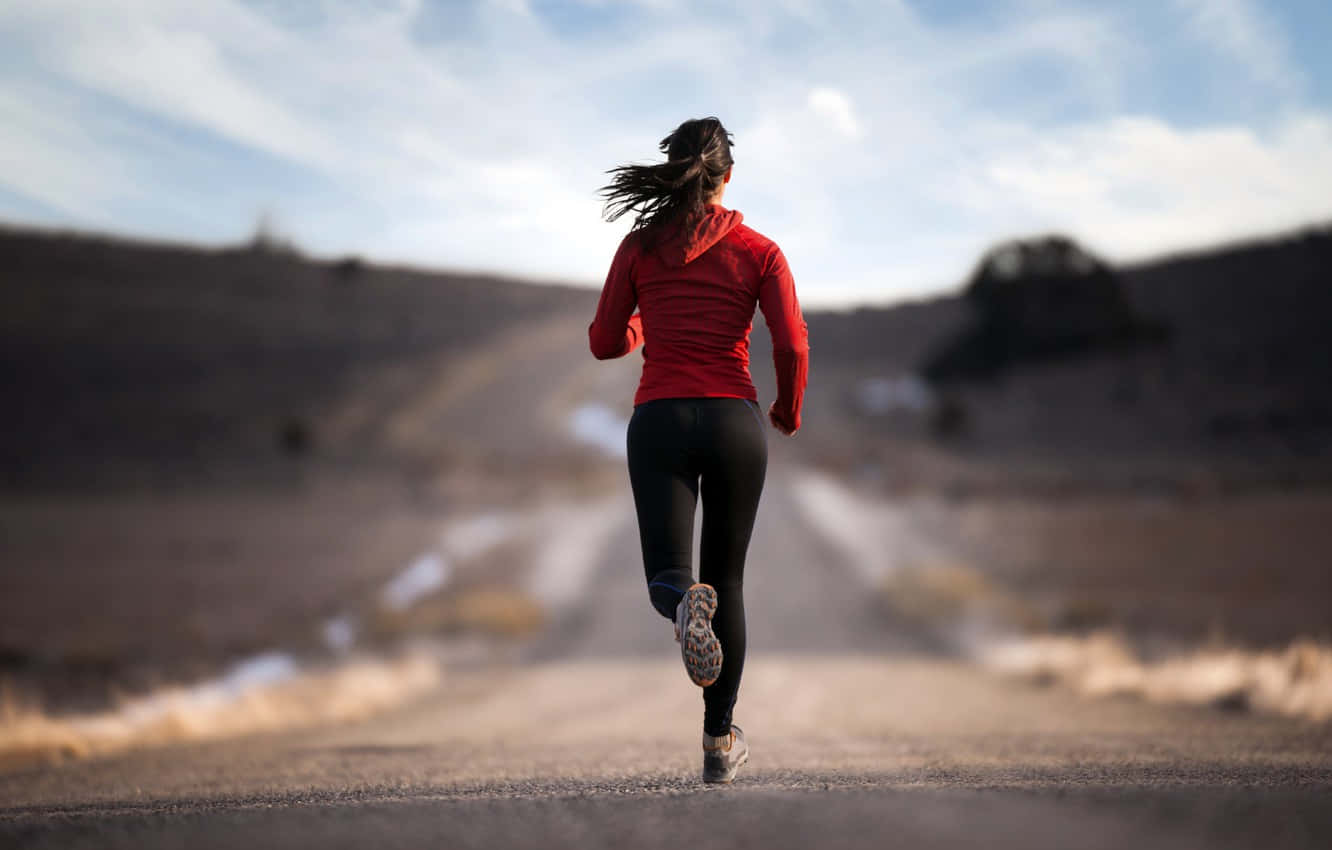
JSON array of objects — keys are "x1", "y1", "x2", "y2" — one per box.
[
  {"x1": 697, "y1": 399, "x2": 767, "y2": 738},
  {"x1": 626, "y1": 400, "x2": 699, "y2": 620}
]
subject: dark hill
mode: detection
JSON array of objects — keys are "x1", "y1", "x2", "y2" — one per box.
[
  {"x1": 787, "y1": 226, "x2": 1332, "y2": 487},
  {"x1": 0, "y1": 228, "x2": 595, "y2": 490},
  {"x1": 4, "y1": 222, "x2": 1330, "y2": 492},
  {"x1": 920, "y1": 236, "x2": 1168, "y2": 383}
]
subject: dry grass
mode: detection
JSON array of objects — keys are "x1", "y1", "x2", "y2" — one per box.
[
  {"x1": 878, "y1": 559, "x2": 1332, "y2": 723},
  {"x1": 0, "y1": 654, "x2": 440, "y2": 771},
  {"x1": 370, "y1": 587, "x2": 546, "y2": 639},
  {"x1": 980, "y1": 634, "x2": 1332, "y2": 721},
  {"x1": 878, "y1": 560, "x2": 1044, "y2": 634},
  {"x1": 934, "y1": 490, "x2": 1332, "y2": 647}
]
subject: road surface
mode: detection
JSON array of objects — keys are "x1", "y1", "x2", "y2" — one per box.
[{"x1": 2, "y1": 470, "x2": 1330, "y2": 849}]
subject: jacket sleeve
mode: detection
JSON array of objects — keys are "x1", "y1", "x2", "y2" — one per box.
[
  {"x1": 589, "y1": 234, "x2": 645, "y2": 360},
  {"x1": 757, "y1": 244, "x2": 809, "y2": 432}
]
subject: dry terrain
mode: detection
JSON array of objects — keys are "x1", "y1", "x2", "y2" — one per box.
[
  {"x1": 3, "y1": 468, "x2": 1330, "y2": 849},
  {"x1": 2, "y1": 224, "x2": 1330, "y2": 847}
]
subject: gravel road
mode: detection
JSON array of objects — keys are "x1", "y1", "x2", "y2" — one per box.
[{"x1": 3, "y1": 470, "x2": 1329, "y2": 849}]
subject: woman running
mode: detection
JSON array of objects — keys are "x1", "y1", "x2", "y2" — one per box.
[{"x1": 589, "y1": 116, "x2": 809, "y2": 784}]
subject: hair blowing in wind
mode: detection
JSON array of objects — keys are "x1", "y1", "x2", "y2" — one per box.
[{"x1": 599, "y1": 117, "x2": 735, "y2": 236}]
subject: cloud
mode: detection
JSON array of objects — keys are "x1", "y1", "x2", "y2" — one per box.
[
  {"x1": 0, "y1": 0, "x2": 1327, "y2": 306},
  {"x1": 17, "y1": 1, "x2": 340, "y2": 168},
  {"x1": 944, "y1": 112, "x2": 1332, "y2": 267},
  {"x1": 1171, "y1": 0, "x2": 1300, "y2": 94},
  {"x1": 807, "y1": 88, "x2": 863, "y2": 139}
]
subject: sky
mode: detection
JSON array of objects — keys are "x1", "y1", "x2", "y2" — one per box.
[{"x1": 1, "y1": 0, "x2": 1330, "y2": 307}]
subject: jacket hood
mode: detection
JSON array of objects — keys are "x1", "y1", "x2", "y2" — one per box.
[{"x1": 658, "y1": 205, "x2": 743, "y2": 267}]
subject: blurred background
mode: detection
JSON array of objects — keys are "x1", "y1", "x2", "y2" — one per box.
[{"x1": 1, "y1": 0, "x2": 1330, "y2": 767}]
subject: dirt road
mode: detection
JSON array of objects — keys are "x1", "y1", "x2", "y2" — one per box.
[{"x1": 2, "y1": 469, "x2": 1329, "y2": 848}]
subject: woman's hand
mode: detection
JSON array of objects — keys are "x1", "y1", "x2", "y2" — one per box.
[{"x1": 768, "y1": 402, "x2": 798, "y2": 436}]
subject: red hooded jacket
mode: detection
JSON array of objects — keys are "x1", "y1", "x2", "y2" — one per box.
[{"x1": 589, "y1": 205, "x2": 809, "y2": 432}]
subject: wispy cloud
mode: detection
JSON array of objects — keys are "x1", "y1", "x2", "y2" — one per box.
[
  {"x1": 808, "y1": 88, "x2": 863, "y2": 139},
  {"x1": 0, "y1": 0, "x2": 1327, "y2": 305},
  {"x1": 951, "y1": 112, "x2": 1332, "y2": 255},
  {"x1": 1171, "y1": 0, "x2": 1301, "y2": 95}
]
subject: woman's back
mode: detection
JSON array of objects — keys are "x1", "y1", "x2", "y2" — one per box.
[{"x1": 590, "y1": 205, "x2": 808, "y2": 418}]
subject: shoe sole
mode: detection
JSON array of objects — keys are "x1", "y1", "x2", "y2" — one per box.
[
  {"x1": 703, "y1": 746, "x2": 749, "y2": 784},
  {"x1": 680, "y1": 583, "x2": 722, "y2": 687}
]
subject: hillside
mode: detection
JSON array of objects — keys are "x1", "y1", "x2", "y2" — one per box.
[
  {"x1": 3, "y1": 222, "x2": 1330, "y2": 493},
  {"x1": 1, "y1": 228, "x2": 602, "y2": 491},
  {"x1": 782, "y1": 226, "x2": 1332, "y2": 489},
  {"x1": 2, "y1": 222, "x2": 1330, "y2": 706}
]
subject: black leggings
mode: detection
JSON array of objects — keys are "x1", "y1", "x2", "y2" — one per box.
[{"x1": 626, "y1": 397, "x2": 768, "y2": 737}]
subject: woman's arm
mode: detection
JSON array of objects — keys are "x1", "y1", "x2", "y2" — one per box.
[
  {"x1": 589, "y1": 235, "x2": 645, "y2": 360},
  {"x1": 757, "y1": 245, "x2": 809, "y2": 435}
]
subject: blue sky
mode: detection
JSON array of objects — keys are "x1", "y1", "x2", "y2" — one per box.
[{"x1": 1, "y1": 0, "x2": 1329, "y2": 306}]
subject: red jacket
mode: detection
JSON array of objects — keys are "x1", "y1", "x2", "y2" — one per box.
[{"x1": 589, "y1": 205, "x2": 809, "y2": 432}]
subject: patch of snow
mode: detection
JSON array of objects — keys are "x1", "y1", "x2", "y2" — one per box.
[
  {"x1": 442, "y1": 512, "x2": 518, "y2": 561},
  {"x1": 214, "y1": 652, "x2": 299, "y2": 693},
  {"x1": 524, "y1": 499, "x2": 628, "y2": 609},
  {"x1": 790, "y1": 469, "x2": 953, "y2": 583},
  {"x1": 568, "y1": 403, "x2": 628, "y2": 458},
  {"x1": 855, "y1": 375, "x2": 934, "y2": 415},
  {"x1": 381, "y1": 552, "x2": 452, "y2": 611},
  {"x1": 322, "y1": 615, "x2": 356, "y2": 652},
  {"x1": 116, "y1": 652, "x2": 300, "y2": 727}
]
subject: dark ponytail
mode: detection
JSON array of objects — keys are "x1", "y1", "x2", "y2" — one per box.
[{"x1": 600, "y1": 117, "x2": 735, "y2": 237}]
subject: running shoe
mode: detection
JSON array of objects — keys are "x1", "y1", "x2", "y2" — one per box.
[
  {"x1": 674, "y1": 583, "x2": 722, "y2": 687},
  {"x1": 702, "y1": 725, "x2": 749, "y2": 784}
]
